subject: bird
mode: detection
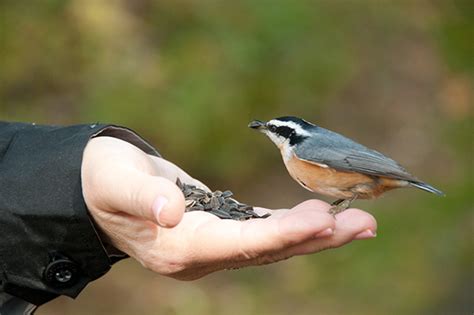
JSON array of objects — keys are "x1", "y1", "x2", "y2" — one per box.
[{"x1": 248, "y1": 116, "x2": 444, "y2": 215}]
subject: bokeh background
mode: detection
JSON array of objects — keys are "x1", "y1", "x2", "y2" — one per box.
[{"x1": 1, "y1": 0, "x2": 472, "y2": 314}]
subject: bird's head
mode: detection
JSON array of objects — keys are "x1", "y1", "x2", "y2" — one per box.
[{"x1": 248, "y1": 116, "x2": 314, "y2": 149}]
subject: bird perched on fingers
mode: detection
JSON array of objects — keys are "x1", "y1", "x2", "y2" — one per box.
[{"x1": 249, "y1": 116, "x2": 444, "y2": 215}]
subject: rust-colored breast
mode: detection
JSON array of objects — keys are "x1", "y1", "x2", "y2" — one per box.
[{"x1": 283, "y1": 153, "x2": 407, "y2": 199}]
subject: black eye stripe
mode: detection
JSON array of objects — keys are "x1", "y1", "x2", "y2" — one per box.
[
  {"x1": 268, "y1": 125, "x2": 308, "y2": 145},
  {"x1": 275, "y1": 126, "x2": 294, "y2": 138}
]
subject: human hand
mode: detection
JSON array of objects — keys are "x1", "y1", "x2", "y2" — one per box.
[{"x1": 81, "y1": 136, "x2": 377, "y2": 280}]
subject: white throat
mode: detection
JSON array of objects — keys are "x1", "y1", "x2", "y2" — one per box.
[
  {"x1": 263, "y1": 130, "x2": 295, "y2": 162},
  {"x1": 261, "y1": 119, "x2": 311, "y2": 163},
  {"x1": 280, "y1": 142, "x2": 295, "y2": 162}
]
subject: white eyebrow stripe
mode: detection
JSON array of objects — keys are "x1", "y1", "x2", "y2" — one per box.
[{"x1": 268, "y1": 120, "x2": 312, "y2": 137}]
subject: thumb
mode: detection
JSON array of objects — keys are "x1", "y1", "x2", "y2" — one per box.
[{"x1": 104, "y1": 167, "x2": 186, "y2": 228}]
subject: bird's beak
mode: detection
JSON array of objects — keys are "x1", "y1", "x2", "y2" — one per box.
[{"x1": 248, "y1": 120, "x2": 266, "y2": 130}]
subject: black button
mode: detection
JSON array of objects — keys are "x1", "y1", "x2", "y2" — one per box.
[{"x1": 44, "y1": 259, "x2": 78, "y2": 287}]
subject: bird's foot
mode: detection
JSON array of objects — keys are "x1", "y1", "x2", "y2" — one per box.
[
  {"x1": 328, "y1": 200, "x2": 351, "y2": 216},
  {"x1": 328, "y1": 196, "x2": 357, "y2": 217}
]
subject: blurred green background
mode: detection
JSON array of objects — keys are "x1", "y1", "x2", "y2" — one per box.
[{"x1": 1, "y1": 0, "x2": 472, "y2": 314}]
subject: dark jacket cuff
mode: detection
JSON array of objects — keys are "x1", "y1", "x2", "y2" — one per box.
[{"x1": 0, "y1": 122, "x2": 158, "y2": 306}]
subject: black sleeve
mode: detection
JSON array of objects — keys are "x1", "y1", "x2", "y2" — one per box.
[{"x1": 0, "y1": 122, "x2": 159, "y2": 307}]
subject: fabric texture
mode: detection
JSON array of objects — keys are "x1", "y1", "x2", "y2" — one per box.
[{"x1": 0, "y1": 122, "x2": 159, "y2": 308}]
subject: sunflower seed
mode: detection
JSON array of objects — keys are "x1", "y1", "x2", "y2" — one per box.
[
  {"x1": 177, "y1": 179, "x2": 271, "y2": 220},
  {"x1": 189, "y1": 205, "x2": 205, "y2": 211},
  {"x1": 185, "y1": 199, "x2": 196, "y2": 207},
  {"x1": 222, "y1": 190, "x2": 233, "y2": 198}
]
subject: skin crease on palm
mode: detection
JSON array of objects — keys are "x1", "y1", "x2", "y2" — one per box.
[{"x1": 81, "y1": 137, "x2": 377, "y2": 280}]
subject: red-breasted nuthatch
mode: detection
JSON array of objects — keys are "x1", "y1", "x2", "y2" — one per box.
[{"x1": 249, "y1": 116, "x2": 444, "y2": 214}]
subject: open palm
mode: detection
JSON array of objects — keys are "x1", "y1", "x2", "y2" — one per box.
[{"x1": 81, "y1": 136, "x2": 377, "y2": 280}]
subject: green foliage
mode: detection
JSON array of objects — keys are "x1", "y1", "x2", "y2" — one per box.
[{"x1": 435, "y1": 0, "x2": 474, "y2": 75}]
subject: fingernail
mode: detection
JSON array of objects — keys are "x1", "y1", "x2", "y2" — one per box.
[
  {"x1": 315, "y1": 228, "x2": 334, "y2": 238},
  {"x1": 354, "y1": 229, "x2": 377, "y2": 240},
  {"x1": 152, "y1": 196, "x2": 169, "y2": 226}
]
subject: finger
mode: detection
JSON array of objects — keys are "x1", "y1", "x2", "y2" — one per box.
[
  {"x1": 282, "y1": 208, "x2": 377, "y2": 257},
  {"x1": 101, "y1": 166, "x2": 186, "y2": 228},
  {"x1": 253, "y1": 198, "x2": 333, "y2": 217},
  {"x1": 187, "y1": 200, "x2": 336, "y2": 263}
]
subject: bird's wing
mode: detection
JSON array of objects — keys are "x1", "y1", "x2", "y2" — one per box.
[{"x1": 294, "y1": 128, "x2": 418, "y2": 181}]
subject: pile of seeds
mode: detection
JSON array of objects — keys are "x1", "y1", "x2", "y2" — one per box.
[{"x1": 177, "y1": 179, "x2": 270, "y2": 221}]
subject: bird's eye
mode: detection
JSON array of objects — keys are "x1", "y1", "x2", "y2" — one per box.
[{"x1": 268, "y1": 125, "x2": 277, "y2": 132}]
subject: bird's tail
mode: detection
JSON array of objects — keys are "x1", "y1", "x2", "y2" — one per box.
[{"x1": 410, "y1": 181, "x2": 445, "y2": 196}]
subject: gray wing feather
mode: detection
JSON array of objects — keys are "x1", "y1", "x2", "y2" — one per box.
[{"x1": 295, "y1": 127, "x2": 418, "y2": 181}]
